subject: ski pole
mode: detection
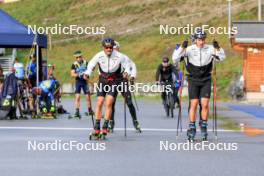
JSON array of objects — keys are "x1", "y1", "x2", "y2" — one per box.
[
  {"x1": 212, "y1": 42, "x2": 218, "y2": 139},
  {"x1": 213, "y1": 62, "x2": 217, "y2": 139},
  {"x1": 177, "y1": 59, "x2": 185, "y2": 136},
  {"x1": 129, "y1": 79, "x2": 139, "y2": 111},
  {"x1": 124, "y1": 80, "x2": 128, "y2": 137},
  {"x1": 90, "y1": 100, "x2": 95, "y2": 128},
  {"x1": 131, "y1": 91, "x2": 139, "y2": 111}
]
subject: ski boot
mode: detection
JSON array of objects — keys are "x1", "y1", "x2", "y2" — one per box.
[
  {"x1": 187, "y1": 123, "x2": 196, "y2": 142},
  {"x1": 133, "y1": 120, "x2": 142, "y2": 133},
  {"x1": 108, "y1": 120, "x2": 115, "y2": 133},
  {"x1": 201, "y1": 120, "x2": 208, "y2": 141},
  {"x1": 71, "y1": 109, "x2": 81, "y2": 119},
  {"x1": 85, "y1": 108, "x2": 94, "y2": 116}
]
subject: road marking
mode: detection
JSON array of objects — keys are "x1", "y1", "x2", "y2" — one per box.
[{"x1": 0, "y1": 126, "x2": 239, "y2": 132}]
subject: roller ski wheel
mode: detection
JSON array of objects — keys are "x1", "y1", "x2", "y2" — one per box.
[
  {"x1": 68, "y1": 114, "x2": 81, "y2": 119},
  {"x1": 133, "y1": 120, "x2": 142, "y2": 133},
  {"x1": 101, "y1": 128, "x2": 108, "y2": 137},
  {"x1": 187, "y1": 128, "x2": 196, "y2": 142},
  {"x1": 202, "y1": 136, "x2": 208, "y2": 142},
  {"x1": 201, "y1": 129, "x2": 208, "y2": 142},
  {"x1": 89, "y1": 129, "x2": 101, "y2": 140},
  {"x1": 75, "y1": 114, "x2": 81, "y2": 119}
]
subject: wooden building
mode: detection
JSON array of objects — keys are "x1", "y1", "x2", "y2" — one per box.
[{"x1": 231, "y1": 21, "x2": 264, "y2": 101}]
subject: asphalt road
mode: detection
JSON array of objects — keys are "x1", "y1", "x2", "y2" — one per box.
[{"x1": 0, "y1": 99, "x2": 263, "y2": 176}]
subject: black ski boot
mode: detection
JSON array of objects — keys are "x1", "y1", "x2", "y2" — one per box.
[
  {"x1": 108, "y1": 120, "x2": 115, "y2": 133},
  {"x1": 133, "y1": 120, "x2": 142, "y2": 133},
  {"x1": 89, "y1": 120, "x2": 101, "y2": 140},
  {"x1": 201, "y1": 120, "x2": 208, "y2": 141},
  {"x1": 187, "y1": 122, "x2": 196, "y2": 142},
  {"x1": 74, "y1": 109, "x2": 81, "y2": 119},
  {"x1": 85, "y1": 107, "x2": 94, "y2": 116}
]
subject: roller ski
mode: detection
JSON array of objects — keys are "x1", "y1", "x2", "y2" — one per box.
[
  {"x1": 89, "y1": 129, "x2": 101, "y2": 140},
  {"x1": 100, "y1": 120, "x2": 109, "y2": 139},
  {"x1": 38, "y1": 105, "x2": 56, "y2": 119},
  {"x1": 100, "y1": 127, "x2": 108, "y2": 140},
  {"x1": 200, "y1": 120, "x2": 208, "y2": 141},
  {"x1": 133, "y1": 120, "x2": 142, "y2": 133},
  {"x1": 40, "y1": 112, "x2": 56, "y2": 119},
  {"x1": 84, "y1": 108, "x2": 94, "y2": 117},
  {"x1": 187, "y1": 123, "x2": 196, "y2": 142},
  {"x1": 89, "y1": 119, "x2": 109, "y2": 140},
  {"x1": 68, "y1": 109, "x2": 81, "y2": 119}
]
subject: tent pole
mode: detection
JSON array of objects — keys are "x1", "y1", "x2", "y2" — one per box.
[
  {"x1": 36, "y1": 44, "x2": 39, "y2": 114},
  {"x1": 46, "y1": 47, "x2": 48, "y2": 79}
]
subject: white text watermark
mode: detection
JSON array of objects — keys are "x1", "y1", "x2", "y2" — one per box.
[
  {"x1": 27, "y1": 140, "x2": 106, "y2": 151},
  {"x1": 160, "y1": 141, "x2": 238, "y2": 151},
  {"x1": 160, "y1": 24, "x2": 237, "y2": 35},
  {"x1": 28, "y1": 24, "x2": 106, "y2": 35}
]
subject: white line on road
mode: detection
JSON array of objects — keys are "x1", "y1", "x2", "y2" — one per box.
[{"x1": 0, "y1": 126, "x2": 239, "y2": 132}]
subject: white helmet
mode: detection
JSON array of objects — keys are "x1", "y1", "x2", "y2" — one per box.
[{"x1": 113, "y1": 41, "x2": 120, "y2": 49}]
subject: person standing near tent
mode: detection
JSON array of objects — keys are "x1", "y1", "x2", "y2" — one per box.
[
  {"x1": 109, "y1": 41, "x2": 141, "y2": 133},
  {"x1": 172, "y1": 28, "x2": 225, "y2": 141},
  {"x1": 0, "y1": 65, "x2": 4, "y2": 95},
  {"x1": 70, "y1": 51, "x2": 93, "y2": 119},
  {"x1": 27, "y1": 54, "x2": 37, "y2": 88},
  {"x1": 84, "y1": 37, "x2": 130, "y2": 138}
]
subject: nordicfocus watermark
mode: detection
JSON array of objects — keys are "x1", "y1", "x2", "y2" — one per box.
[
  {"x1": 160, "y1": 141, "x2": 238, "y2": 151},
  {"x1": 160, "y1": 24, "x2": 238, "y2": 35},
  {"x1": 27, "y1": 140, "x2": 106, "y2": 151},
  {"x1": 27, "y1": 24, "x2": 106, "y2": 35},
  {"x1": 93, "y1": 82, "x2": 173, "y2": 94}
]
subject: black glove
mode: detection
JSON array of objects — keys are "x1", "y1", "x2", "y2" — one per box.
[
  {"x1": 181, "y1": 40, "x2": 188, "y2": 49},
  {"x1": 213, "y1": 40, "x2": 220, "y2": 49},
  {"x1": 212, "y1": 54, "x2": 220, "y2": 61},
  {"x1": 180, "y1": 56, "x2": 185, "y2": 62}
]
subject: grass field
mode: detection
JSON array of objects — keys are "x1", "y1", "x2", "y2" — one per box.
[{"x1": 1, "y1": 0, "x2": 263, "y2": 99}]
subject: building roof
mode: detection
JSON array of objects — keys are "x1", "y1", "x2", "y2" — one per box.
[{"x1": 232, "y1": 21, "x2": 264, "y2": 43}]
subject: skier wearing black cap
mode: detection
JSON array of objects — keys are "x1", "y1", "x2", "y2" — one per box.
[
  {"x1": 172, "y1": 28, "x2": 225, "y2": 141},
  {"x1": 84, "y1": 38, "x2": 130, "y2": 139}
]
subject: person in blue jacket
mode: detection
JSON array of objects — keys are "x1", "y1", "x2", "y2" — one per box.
[
  {"x1": 33, "y1": 79, "x2": 58, "y2": 114},
  {"x1": 27, "y1": 54, "x2": 37, "y2": 88}
]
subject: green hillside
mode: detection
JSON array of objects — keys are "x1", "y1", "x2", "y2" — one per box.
[{"x1": 1, "y1": 0, "x2": 263, "y2": 99}]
